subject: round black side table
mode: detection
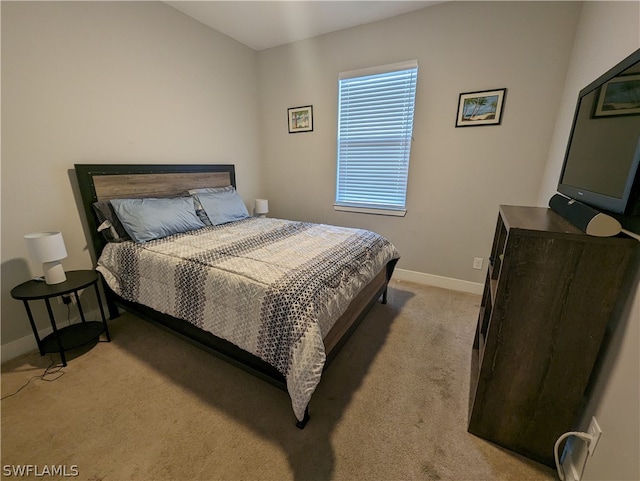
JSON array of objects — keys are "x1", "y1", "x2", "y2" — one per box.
[{"x1": 11, "y1": 270, "x2": 111, "y2": 366}]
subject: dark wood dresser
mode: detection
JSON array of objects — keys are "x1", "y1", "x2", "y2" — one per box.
[{"x1": 468, "y1": 205, "x2": 636, "y2": 466}]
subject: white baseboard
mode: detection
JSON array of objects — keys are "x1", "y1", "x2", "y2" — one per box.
[
  {"x1": 1, "y1": 309, "x2": 102, "y2": 363},
  {"x1": 2, "y1": 271, "x2": 481, "y2": 363},
  {"x1": 393, "y1": 268, "x2": 484, "y2": 295},
  {"x1": 1, "y1": 328, "x2": 50, "y2": 363}
]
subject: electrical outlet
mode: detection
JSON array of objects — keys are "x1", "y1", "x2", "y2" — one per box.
[
  {"x1": 562, "y1": 435, "x2": 589, "y2": 481},
  {"x1": 560, "y1": 419, "x2": 603, "y2": 481},
  {"x1": 588, "y1": 416, "x2": 602, "y2": 456},
  {"x1": 473, "y1": 257, "x2": 483, "y2": 270},
  {"x1": 59, "y1": 289, "x2": 83, "y2": 305}
]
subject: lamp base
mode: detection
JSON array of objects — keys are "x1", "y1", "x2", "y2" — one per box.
[{"x1": 43, "y1": 261, "x2": 66, "y2": 285}]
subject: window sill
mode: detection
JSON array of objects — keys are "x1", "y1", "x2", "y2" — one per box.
[{"x1": 333, "y1": 205, "x2": 406, "y2": 217}]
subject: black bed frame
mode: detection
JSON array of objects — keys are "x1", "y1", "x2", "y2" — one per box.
[{"x1": 74, "y1": 163, "x2": 396, "y2": 428}]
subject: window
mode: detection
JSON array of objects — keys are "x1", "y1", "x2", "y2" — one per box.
[{"x1": 335, "y1": 60, "x2": 418, "y2": 216}]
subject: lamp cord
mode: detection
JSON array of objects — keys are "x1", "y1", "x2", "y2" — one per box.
[{"x1": 0, "y1": 356, "x2": 65, "y2": 401}]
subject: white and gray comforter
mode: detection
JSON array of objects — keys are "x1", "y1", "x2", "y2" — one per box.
[{"x1": 97, "y1": 217, "x2": 399, "y2": 421}]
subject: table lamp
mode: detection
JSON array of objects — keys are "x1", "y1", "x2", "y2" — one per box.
[
  {"x1": 254, "y1": 199, "x2": 269, "y2": 217},
  {"x1": 24, "y1": 231, "x2": 68, "y2": 284}
]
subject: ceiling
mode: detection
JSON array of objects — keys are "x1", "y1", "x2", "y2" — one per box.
[{"x1": 165, "y1": 1, "x2": 441, "y2": 51}]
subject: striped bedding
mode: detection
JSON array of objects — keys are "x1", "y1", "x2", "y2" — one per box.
[{"x1": 97, "y1": 217, "x2": 400, "y2": 421}]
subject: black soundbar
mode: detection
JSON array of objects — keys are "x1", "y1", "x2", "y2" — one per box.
[{"x1": 549, "y1": 193, "x2": 621, "y2": 237}]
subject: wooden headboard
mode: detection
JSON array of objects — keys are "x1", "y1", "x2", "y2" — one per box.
[{"x1": 75, "y1": 163, "x2": 236, "y2": 261}]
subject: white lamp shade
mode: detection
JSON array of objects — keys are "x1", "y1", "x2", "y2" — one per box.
[
  {"x1": 254, "y1": 199, "x2": 269, "y2": 215},
  {"x1": 25, "y1": 232, "x2": 67, "y2": 262},
  {"x1": 25, "y1": 232, "x2": 68, "y2": 284}
]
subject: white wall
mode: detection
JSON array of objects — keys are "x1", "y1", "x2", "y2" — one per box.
[
  {"x1": 536, "y1": 2, "x2": 640, "y2": 480},
  {"x1": 257, "y1": 1, "x2": 580, "y2": 285},
  {"x1": 1, "y1": 1, "x2": 262, "y2": 352},
  {"x1": 2, "y1": 2, "x2": 638, "y2": 478}
]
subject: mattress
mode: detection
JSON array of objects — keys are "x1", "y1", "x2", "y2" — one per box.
[{"x1": 97, "y1": 217, "x2": 400, "y2": 421}]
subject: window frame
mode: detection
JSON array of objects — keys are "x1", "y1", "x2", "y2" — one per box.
[{"x1": 334, "y1": 60, "x2": 418, "y2": 217}]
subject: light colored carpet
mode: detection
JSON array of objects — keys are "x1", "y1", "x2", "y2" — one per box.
[{"x1": 1, "y1": 280, "x2": 556, "y2": 481}]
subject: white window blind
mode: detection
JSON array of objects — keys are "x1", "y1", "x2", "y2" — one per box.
[{"x1": 335, "y1": 60, "x2": 418, "y2": 215}]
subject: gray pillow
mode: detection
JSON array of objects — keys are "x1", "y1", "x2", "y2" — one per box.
[
  {"x1": 191, "y1": 187, "x2": 250, "y2": 226},
  {"x1": 188, "y1": 186, "x2": 236, "y2": 226},
  {"x1": 110, "y1": 197, "x2": 205, "y2": 243},
  {"x1": 92, "y1": 201, "x2": 131, "y2": 242}
]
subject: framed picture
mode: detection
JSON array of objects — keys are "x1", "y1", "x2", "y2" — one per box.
[
  {"x1": 288, "y1": 105, "x2": 314, "y2": 133},
  {"x1": 456, "y1": 88, "x2": 506, "y2": 127},
  {"x1": 594, "y1": 74, "x2": 640, "y2": 117}
]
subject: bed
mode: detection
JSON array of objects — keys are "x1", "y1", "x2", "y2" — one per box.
[{"x1": 74, "y1": 163, "x2": 399, "y2": 428}]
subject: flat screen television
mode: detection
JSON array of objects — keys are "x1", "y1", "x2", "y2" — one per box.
[{"x1": 557, "y1": 48, "x2": 640, "y2": 216}]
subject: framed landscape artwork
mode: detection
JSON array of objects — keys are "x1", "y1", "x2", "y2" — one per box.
[
  {"x1": 456, "y1": 88, "x2": 506, "y2": 127},
  {"x1": 288, "y1": 105, "x2": 314, "y2": 133}
]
